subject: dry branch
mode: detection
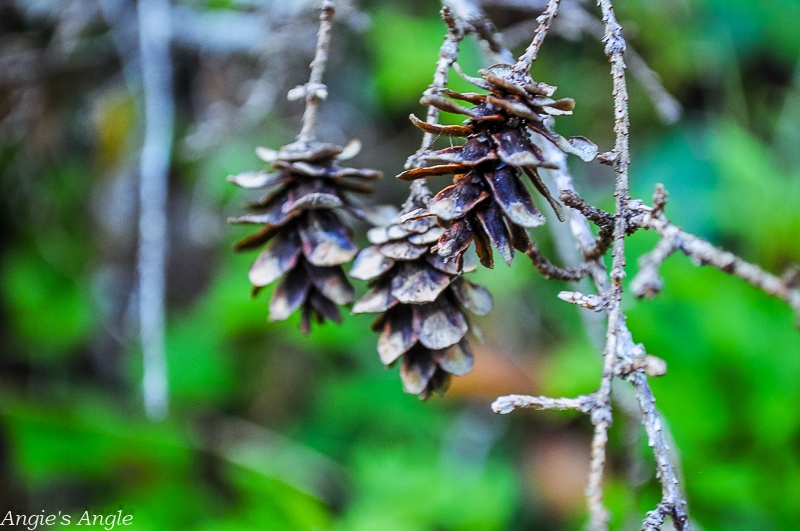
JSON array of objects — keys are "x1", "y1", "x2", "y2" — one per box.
[
  {"x1": 629, "y1": 192, "x2": 800, "y2": 321},
  {"x1": 492, "y1": 393, "x2": 596, "y2": 414},
  {"x1": 294, "y1": 0, "x2": 335, "y2": 145},
  {"x1": 513, "y1": 0, "x2": 562, "y2": 73},
  {"x1": 137, "y1": 0, "x2": 174, "y2": 421}
]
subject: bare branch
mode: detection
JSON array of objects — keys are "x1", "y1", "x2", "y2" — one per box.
[
  {"x1": 630, "y1": 371, "x2": 690, "y2": 527},
  {"x1": 294, "y1": 0, "x2": 336, "y2": 145},
  {"x1": 559, "y1": 189, "x2": 614, "y2": 259},
  {"x1": 558, "y1": 290, "x2": 609, "y2": 312},
  {"x1": 513, "y1": 0, "x2": 562, "y2": 73},
  {"x1": 443, "y1": 0, "x2": 514, "y2": 63},
  {"x1": 585, "y1": 304, "x2": 617, "y2": 531},
  {"x1": 492, "y1": 393, "x2": 596, "y2": 414},
  {"x1": 137, "y1": 0, "x2": 174, "y2": 420},
  {"x1": 526, "y1": 241, "x2": 593, "y2": 281},
  {"x1": 629, "y1": 193, "x2": 800, "y2": 321}
]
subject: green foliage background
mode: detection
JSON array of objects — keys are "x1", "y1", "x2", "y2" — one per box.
[{"x1": 0, "y1": 0, "x2": 799, "y2": 529}]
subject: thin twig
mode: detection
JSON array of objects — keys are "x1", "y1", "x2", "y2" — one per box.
[
  {"x1": 405, "y1": 7, "x2": 468, "y2": 199},
  {"x1": 535, "y1": 138, "x2": 610, "y2": 292},
  {"x1": 541, "y1": 2, "x2": 682, "y2": 124},
  {"x1": 443, "y1": 0, "x2": 514, "y2": 63},
  {"x1": 513, "y1": 0, "x2": 562, "y2": 73},
  {"x1": 526, "y1": 241, "x2": 593, "y2": 281},
  {"x1": 492, "y1": 393, "x2": 596, "y2": 414},
  {"x1": 295, "y1": 0, "x2": 335, "y2": 145},
  {"x1": 137, "y1": 0, "x2": 174, "y2": 420},
  {"x1": 559, "y1": 189, "x2": 615, "y2": 259},
  {"x1": 410, "y1": 7, "x2": 466, "y2": 162},
  {"x1": 557, "y1": 290, "x2": 609, "y2": 312},
  {"x1": 629, "y1": 195, "x2": 800, "y2": 320}
]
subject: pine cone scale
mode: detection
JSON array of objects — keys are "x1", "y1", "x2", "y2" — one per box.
[
  {"x1": 248, "y1": 232, "x2": 303, "y2": 287},
  {"x1": 450, "y1": 277, "x2": 493, "y2": 316},
  {"x1": 378, "y1": 306, "x2": 419, "y2": 365},
  {"x1": 429, "y1": 180, "x2": 489, "y2": 221},
  {"x1": 299, "y1": 210, "x2": 358, "y2": 267},
  {"x1": 408, "y1": 227, "x2": 444, "y2": 245},
  {"x1": 485, "y1": 167, "x2": 545, "y2": 228},
  {"x1": 437, "y1": 218, "x2": 473, "y2": 260},
  {"x1": 416, "y1": 298, "x2": 468, "y2": 350},
  {"x1": 400, "y1": 347, "x2": 438, "y2": 395},
  {"x1": 269, "y1": 265, "x2": 312, "y2": 321},
  {"x1": 349, "y1": 246, "x2": 395, "y2": 281},
  {"x1": 431, "y1": 339, "x2": 474, "y2": 376},
  {"x1": 377, "y1": 240, "x2": 428, "y2": 261},
  {"x1": 304, "y1": 261, "x2": 355, "y2": 305},
  {"x1": 396, "y1": 164, "x2": 464, "y2": 181},
  {"x1": 227, "y1": 170, "x2": 287, "y2": 189},
  {"x1": 475, "y1": 205, "x2": 514, "y2": 265},
  {"x1": 389, "y1": 262, "x2": 451, "y2": 304},
  {"x1": 352, "y1": 282, "x2": 398, "y2": 314}
]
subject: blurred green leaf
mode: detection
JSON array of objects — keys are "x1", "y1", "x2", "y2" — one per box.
[
  {"x1": 1, "y1": 247, "x2": 95, "y2": 358},
  {"x1": 337, "y1": 446, "x2": 517, "y2": 531}
]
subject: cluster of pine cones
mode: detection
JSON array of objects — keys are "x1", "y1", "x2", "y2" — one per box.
[{"x1": 229, "y1": 63, "x2": 593, "y2": 398}]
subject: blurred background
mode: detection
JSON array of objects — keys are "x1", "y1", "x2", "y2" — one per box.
[{"x1": 1, "y1": 0, "x2": 799, "y2": 529}]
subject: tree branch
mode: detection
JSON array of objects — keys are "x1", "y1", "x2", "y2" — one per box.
[
  {"x1": 580, "y1": 2, "x2": 636, "y2": 526},
  {"x1": 629, "y1": 191, "x2": 800, "y2": 322},
  {"x1": 443, "y1": 0, "x2": 514, "y2": 63},
  {"x1": 513, "y1": 0, "x2": 562, "y2": 73},
  {"x1": 137, "y1": 0, "x2": 174, "y2": 420},
  {"x1": 525, "y1": 241, "x2": 593, "y2": 281},
  {"x1": 294, "y1": 0, "x2": 335, "y2": 146},
  {"x1": 492, "y1": 393, "x2": 596, "y2": 414}
]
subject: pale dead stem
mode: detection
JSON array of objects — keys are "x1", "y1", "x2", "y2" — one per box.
[
  {"x1": 584, "y1": 1, "x2": 631, "y2": 528},
  {"x1": 137, "y1": 0, "x2": 174, "y2": 421},
  {"x1": 628, "y1": 190, "x2": 800, "y2": 321},
  {"x1": 513, "y1": 0, "x2": 562, "y2": 72},
  {"x1": 294, "y1": 0, "x2": 335, "y2": 146}
]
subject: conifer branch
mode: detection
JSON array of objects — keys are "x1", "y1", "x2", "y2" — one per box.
[
  {"x1": 294, "y1": 0, "x2": 335, "y2": 146},
  {"x1": 628, "y1": 191, "x2": 800, "y2": 322},
  {"x1": 513, "y1": 0, "x2": 561, "y2": 73}
]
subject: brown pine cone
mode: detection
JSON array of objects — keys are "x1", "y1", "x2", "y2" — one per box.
[
  {"x1": 398, "y1": 64, "x2": 597, "y2": 269},
  {"x1": 229, "y1": 140, "x2": 381, "y2": 333},
  {"x1": 350, "y1": 193, "x2": 493, "y2": 399}
]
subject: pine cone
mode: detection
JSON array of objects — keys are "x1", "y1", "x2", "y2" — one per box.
[
  {"x1": 229, "y1": 140, "x2": 381, "y2": 333},
  {"x1": 350, "y1": 193, "x2": 493, "y2": 399},
  {"x1": 398, "y1": 64, "x2": 597, "y2": 269}
]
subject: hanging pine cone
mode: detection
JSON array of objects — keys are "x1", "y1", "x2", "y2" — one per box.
[
  {"x1": 350, "y1": 190, "x2": 493, "y2": 399},
  {"x1": 229, "y1": 139, "x2": 381, "y2": 333},
  {"x1": 397, "y1": 64, "x2": 597, "y2": 269}
]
